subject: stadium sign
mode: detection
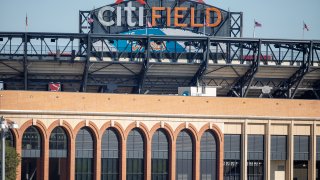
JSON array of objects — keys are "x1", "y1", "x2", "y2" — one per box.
[
  {"x1": 85, "y1": 0, "x2": 236, "y2": 36},
  {"x1": 97, "y1": 1, "x2": 222, "y2": 28}
]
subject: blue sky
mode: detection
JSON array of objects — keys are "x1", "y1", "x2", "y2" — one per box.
[{"x1": 0, "y1": 0, "x2": 319, "y2": 39}]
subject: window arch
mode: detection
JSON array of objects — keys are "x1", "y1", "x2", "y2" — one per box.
[
  {"x1": 152, "y1": 129, "x2": 169, "y2": 180},
  {"x1": 22, "y1": 126, "x2": 41, "y2": 155},
  {"x1": 176, "y1": 130, "x2": 194, "y2": 180},
  {"x1": 49, "y1": 127, "x2": 68, "y2": 157},
  {"x1": 126, "y1": 128, "x2": 145, "y2": 180},
  {"x1": 49, "y1": 127, "x2": 69, "y2": 180},
  {"x1": 200, "y1": 131, "x2": 217, "y2": 180},
  {"x1": 21, "y1": 126, "x2": 42, "y2": 180},
  {"x1": 75, "y1": 127, "x2": 94, "y2": 180},
  {"x1": 101, "y1": 128, "x2": 120, "y2": 180}
]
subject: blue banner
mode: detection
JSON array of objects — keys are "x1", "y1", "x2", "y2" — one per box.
[{"x1": 113, "y1": 28, "x2": 186, "y2": 53}]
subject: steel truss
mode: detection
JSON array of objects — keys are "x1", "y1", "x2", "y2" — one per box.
[
  {"x1": 271, "y1": 43, "x2": 313, "y2": 98},
  {"x1": 0, "y1": 32, "x2": 319, "y2": 99},
  {"x1": 228, "y1": 41, "x2": 260, "y2": 97}
]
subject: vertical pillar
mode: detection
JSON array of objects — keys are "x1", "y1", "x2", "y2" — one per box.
[
  {"x1": 96, "y1": 137, "x2": 101, "y2": 180},
  {"x1": 241, "y1": 120, "x2": 248, "y2": 180},
  {"x1": 194, "y1": 140, "x2": 200, "y2": 180},
  {"x1": 69, "y1": 135, "x2": 75, "y2": 180},
  {"x1": 23, "y1": 33, "x2": 28, "y2": 90},
  {"x1": 15, "y1": 130, "x2": 22, "y2": 180},
  {"x1": 218, "y1": 132, "x2": 224, "y2": 180},
  {"x1": 287, "y1": 121, "x2": 293, "y2": 180},
  {"x1": 265, "y1": 121, "x2": 271, "y2": 180},
  {"x1": 170, "y1": 139, "x2": 176, "y2": 180},
  {"x1": 310, "y1": 122, "x2": 316, "y2": 180},
  {"x1": 121, "y1": 138, "x2": 126, "y2": 180},
  {"x1": 43, "y1": 136, "x2": 49, "y2": 180},
  {"x1": 146, "y1": 137, "x2": 152, "y2": 180}
]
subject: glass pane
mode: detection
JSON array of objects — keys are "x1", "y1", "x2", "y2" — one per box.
[
  {"x1": 22, "y1": 126, "x2": 41, "y2": 151},
  {"x1": 75, "y1": 127, "x2": 94, "y2": 180},
  {"x1": 152, "y1": 129, "x2": 169, "y2": 180},
  {"x1": 176, "y1": 130, "x2": 193, "y2": 180},
  {"x1": 101, "y1": 128, "x2": 120, "y2": 180},
  {"x1": 49, "y1": 127, "x2": 68, "y2": 158},
  {"x1": 127, "y1": 129, "x2": 145, "y2": 180},
  {"x1": 200, "y1": 131, "x2": 217, "y2": 180}
]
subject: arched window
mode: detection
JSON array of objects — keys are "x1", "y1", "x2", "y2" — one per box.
[
  {"x1": 101, "y1": 128, "x2": 120, "y2": 180},
  {"x1": 49, "y1": 127, "x2": 68, "y2": 180},
  {"x1": 200, "y1": 131, "x2": 217, "y2": 180},
  {"x1": 49, "y1": 127, "x2": 67, "y2": 157},
  {"x1": 21, "y1": 126, "x2": 42, "y2": 180},
  {"x1": 75, "y1": 127, "x2": 94, "y2": 180},
  {"x1": 22, "y1": 126, "x2": 41, "y2": 156},
  {"x1": 176, "y1": 130, "x2": 193, "y2": 180},
  {"x1": 126, "y1": 128, "x2": 145, "y2": 180},
  {"x1": 152, "y1": 129, "x2": 169, "y2": 180}
]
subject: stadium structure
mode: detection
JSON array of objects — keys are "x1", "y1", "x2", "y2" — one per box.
[{"x1": 0, "y1": 0, "x2": 320, "y2": 180}]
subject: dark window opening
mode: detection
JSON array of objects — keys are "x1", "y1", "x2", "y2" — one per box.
[
  {"x1": 247, "y1": 135, "x2": 264, "y2": 180},
  {"x1": 152, "y1": 129, "x2": 169, "y2": 180},
  {"x1": 176, "y1": 130, "x2": 193, "y2": 180},
  {"x1": 126, "y1": 128, "x2": 145, "y2": 180},
  {"x1": 101, "y1": 128, "x2": 120, "y2": 180},
  {"x1": 200, "y1": 131, "x2": 217, "y2": 180},
  {"x1": 75, "y1": 127, "x2": 94, "y2": 180},
  {"x1": 224, "y1": 134, "x2": 241, "y2": 180}
]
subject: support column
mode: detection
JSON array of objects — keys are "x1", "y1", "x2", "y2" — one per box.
[
  {"x1": 69, "y1": 136, "x2": 75, "y2": 180},
  {"x1": 194, "y1": 139, "x2": 200, "y2": 180},
  {"x1": 43, "y1": 136, "x2": 50, "y2": 180},
  {"x1": 310, "y1": 122, "x2": 316, "y2": 180},
  {"x1": 170, "y1": 139, "x2": 176, "y2": 180},
  {"x1": 265, "y1": 121, "x2": 271, "y2": 180},
  {"x1": 218, "y1": 132, "x2": 224, "y2": 180},
  {"x1": 96, "y1": 138, "x2": 101, "y2": 180},
  {"x1": 146, "y1": 137, "x2": 151, "y2": 180},
  {"x1": 121, "y1": 139, "x2": 126, "y2": 180},
  {"x1": 15, "y1": 131, "x2": 22, "y2": 180},
  {"x1": 287, "y1": 121, "x2": 293, "y2": 180},
  {"x1": 23, "y1": 33, "x2": 28, "y2": 90},
  {"x1": 241, "y1": 120, "x2": 248, "y2": 180}
]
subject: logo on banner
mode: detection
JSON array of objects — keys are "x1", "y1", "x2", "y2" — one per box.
[{"x1": 98, "y1": 1, "x2": 222, "y2": 28}]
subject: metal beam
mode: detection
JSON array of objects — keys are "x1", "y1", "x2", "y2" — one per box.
[
  {"x1": 228, "y1": 40, "x2": 261, "y2": 97},
  {"x1": 23, "y1": 33, "x2": 28, "y2": 90},
  {"x1": 313, "y1": 80, "x2": 320, "y2": 99},
  {"x1": 229, "y1": 12, "x2": 243, "y2": 37},
  {"x1": 189, "y1": 38, "x2": 210, "y2": 86},
  {"x1": 80, "y1": 34, "x2": 91, "y2": 92},
  {"x1": 273, "y1": 42, "x2": 312, "y2": 98},
  {"x1": 132, "y1": 37, "x2": 150, "y2": 94}
]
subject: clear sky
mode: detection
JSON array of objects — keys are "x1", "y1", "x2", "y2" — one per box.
[{"x1": 0, "y1": 0, "x2": 319, "y2": 40}]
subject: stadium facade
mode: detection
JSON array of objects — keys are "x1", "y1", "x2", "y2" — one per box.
[
  {"x1": 0, "y1": 0, "x2": 320, "y2": 180},
  {"x1": 1, "y1": 91, "x2": 320, "y2": 180}
]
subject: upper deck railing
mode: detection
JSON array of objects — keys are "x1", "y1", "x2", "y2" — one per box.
[{"x1": 0, "y1": 32, "x2": 319, "y2": 66}]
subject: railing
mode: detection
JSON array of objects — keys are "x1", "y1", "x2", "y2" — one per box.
[{"x1": 0, "y1": 32, "x2": 319, "y2": 66}]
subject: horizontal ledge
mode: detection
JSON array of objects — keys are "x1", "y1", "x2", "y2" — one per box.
[{"x1": 0, "y1": 109, "x2": 319, "y2": 121}]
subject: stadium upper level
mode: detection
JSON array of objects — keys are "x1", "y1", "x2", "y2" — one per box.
[{"x1": 0, "y1": 0, "x2": 319, "y2": 99}]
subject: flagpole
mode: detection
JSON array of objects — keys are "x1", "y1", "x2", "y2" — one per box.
[
  {"x1": 253, "y1": 19, "x2": 256, "y2": 38},
  {"x1": 145, "y1": 12, "x2": 148, "y2": 35},
  {"x1": 302, "y1": 21, "x2": 305, "y2": 39},
  {"x1": 25, "y1": 13, "x2": 28, "y2": 32},
  {"x1": 203, "y1": 13, "x2": 205, "y2": 36}
]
